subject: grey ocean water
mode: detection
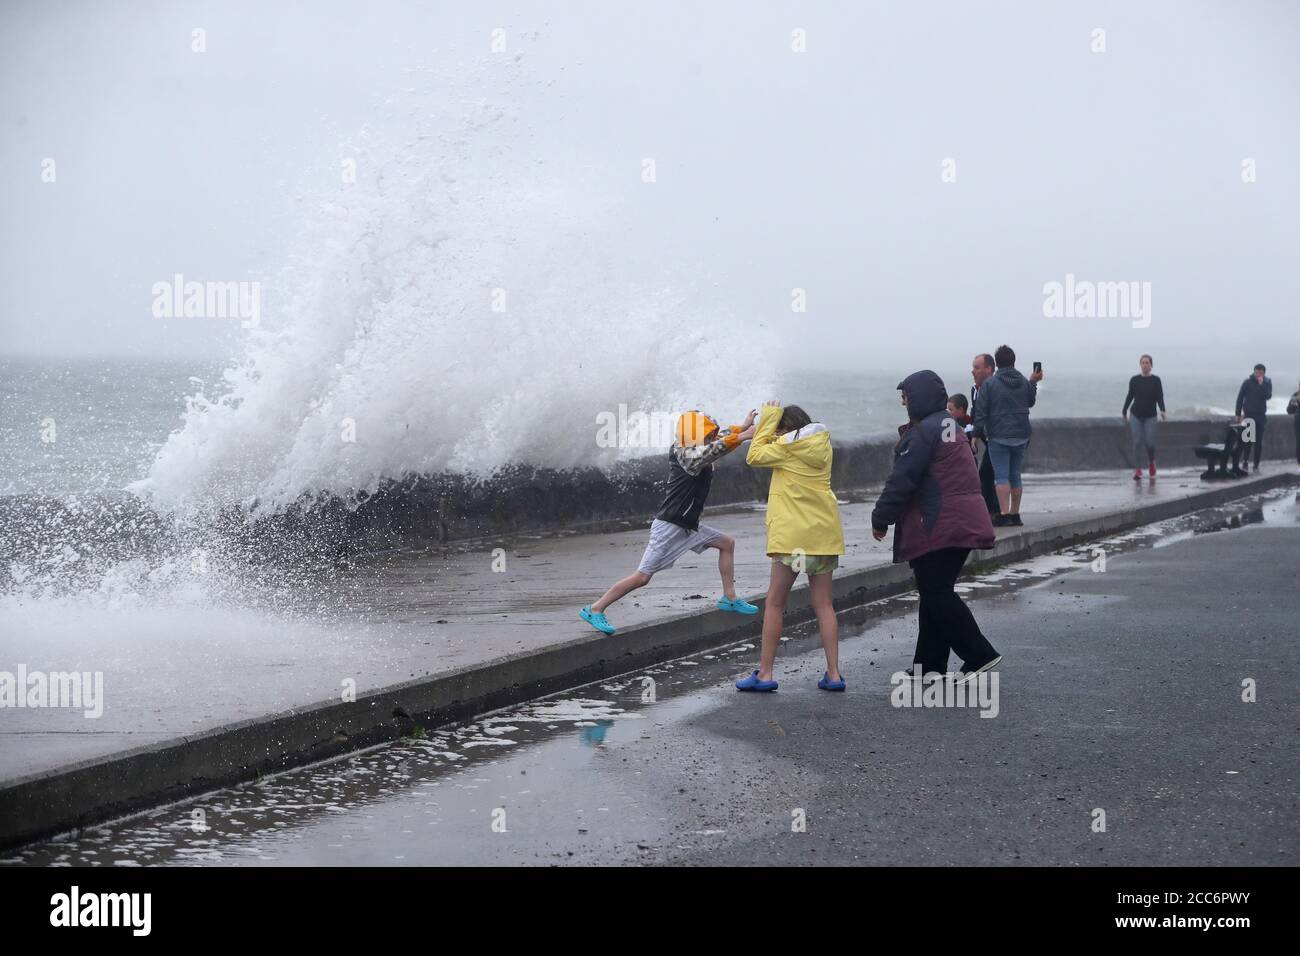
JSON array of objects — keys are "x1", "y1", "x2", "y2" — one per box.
[
  {"x1": 0, "y1": 354, "x2": 1289, "y2": 498},
  {"x1": 1, "y1": 357, "x2": 214, "y2": 497}
]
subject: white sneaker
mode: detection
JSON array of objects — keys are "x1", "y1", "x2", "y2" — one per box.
[{"x1": 956, "y1": 655, "x2": 1003, "y2": 685}]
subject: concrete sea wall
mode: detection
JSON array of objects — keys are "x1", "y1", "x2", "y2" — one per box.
[{"x1": 274, "y1": 417, "x2": 1298, "y2": 552}]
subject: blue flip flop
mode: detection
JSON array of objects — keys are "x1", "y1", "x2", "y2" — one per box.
[
  {"x1": 735, "y1": 670, "x2": 778, "y2": 692},
  {"x1": 717, "y1": 597, "x2": 759, "y2": 615},
  {"x1": 818, "y1": 672, "x2": 846, "y2": 692}
]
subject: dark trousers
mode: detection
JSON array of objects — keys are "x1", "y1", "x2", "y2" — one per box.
[
  {"x1": 977, "y1": 442, "x2": 999, "y2": 514},
  {"x1": 1245, "y1": 417, "x2": 1266, "y2": 467},
  {"x1": 909, "y1": 548, "x2": 999, "y2": 674}
]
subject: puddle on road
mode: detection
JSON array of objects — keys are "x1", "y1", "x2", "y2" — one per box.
[{"x1": 4, "y1": 488, "x2": 1294, "y2": 866}]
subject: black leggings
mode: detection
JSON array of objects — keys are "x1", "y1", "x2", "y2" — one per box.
[{"x1": 909, "y1": 548, "x2": 999, "y2": 674}]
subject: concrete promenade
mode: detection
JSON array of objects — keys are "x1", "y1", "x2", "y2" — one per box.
[{"x1": 0, "y1": 464, "x2": 1296, "y2": 848}]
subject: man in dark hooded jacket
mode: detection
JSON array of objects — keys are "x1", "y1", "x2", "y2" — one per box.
[
  {"x1": 973, "y1": 344, "x2": 1041, "y2": 526},
  {"x1": 871, "y1": 370, "x2": 1000, "y2": 679},
  {"x1": 1235, "y1": 364, "x2": 1272, "y2": 471}
]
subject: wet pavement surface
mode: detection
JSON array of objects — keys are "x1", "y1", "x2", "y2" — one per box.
[
  {"x1": 6, "y1": 466, "x2": 1294, "y2": 782},
  {"x1": 5, "y1": 489, "x2": 1297, "y2": 866}
]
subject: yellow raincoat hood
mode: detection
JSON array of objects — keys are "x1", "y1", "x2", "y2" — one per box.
[{"x1": 745, "y1": 405, "x2": 845, "y2": 557}]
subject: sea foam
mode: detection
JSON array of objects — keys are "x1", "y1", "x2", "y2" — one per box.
[{"x1": 132, "y1": 63, "x2": 775, "y2": 520}]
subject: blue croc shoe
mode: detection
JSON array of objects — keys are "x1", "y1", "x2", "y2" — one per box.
[
  {"x1": 717, "y1": 597, "x2": 759, "y2": 615},
  {"x1": 818, "y1": 672, "x2": 846, "y2": 692},
  {"x1": 579, "y1": 606, "x2": 616, "y2": 635},
  {"x1": 735, "y1": 670, "x2": 778, "y2": 692}
]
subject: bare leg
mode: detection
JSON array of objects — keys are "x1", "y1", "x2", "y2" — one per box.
[
  {"x1": 758, "y1": 560, "x2": 798, "y2": 680},
  {"x1": 996, "y1": 484, "x2": 1011, "y2": 515},
  {"x1": 591, "y1": 571, "x2": 651, "y2": 613},
  {"x1": 1009, "y1": 488, "x2": 1023, "y2": 515},
  {"x1": 808, "y1": 571, "x2": 840, "y2": 681},
  {"x1": 704, "y1": 535, "x2": 737, "y2": 601}
]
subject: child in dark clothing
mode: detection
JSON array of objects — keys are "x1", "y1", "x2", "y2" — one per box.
[
  {"x1": 947, "y1": 393, "x2": 971, "y2": 426},
  {"x1": 947, "y1": 393, "x2": 973, "y2": 446},
  {"x1": 579, "y1": 409, "x2": 759, "y2": 635}
]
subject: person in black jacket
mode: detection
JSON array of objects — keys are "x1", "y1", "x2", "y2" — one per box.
[
  {"x1": 1288, "y1": 381, "x2": 1300, "y2": 467},
  {"x1": 1122, "y1": 354, "x2": 1166, "y2": 480},
  {"x1": 1235, "y1": 364, "x2": 1273, "y2": 471},
  {"x1": 871, "y1": 371, "x2": 999, "y2": 680},
  {"x1": 580, "y1": 408, "x2": 759, "y2": 635},
  {"x1": 968, "y1": 352, "x2": 1000, "y2": 516}
]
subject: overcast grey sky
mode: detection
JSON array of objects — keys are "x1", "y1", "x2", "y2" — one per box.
[{"x1": 2, "y1": 0, "x2": 1296, "y2": 373}]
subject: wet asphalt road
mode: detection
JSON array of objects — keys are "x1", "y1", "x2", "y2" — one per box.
[
  {"x1": 6, "y1": 492, "x2": 1298, "y2": 866},
  {"x1": 681, "y1": 524, "x2": 1299, "y2": 866}
]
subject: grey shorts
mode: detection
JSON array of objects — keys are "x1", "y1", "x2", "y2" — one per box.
[{"x1": 637, "y1": 518, "x2": 725, "y2": 574}]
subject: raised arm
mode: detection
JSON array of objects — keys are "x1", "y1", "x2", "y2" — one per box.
[
  {"x1": 675, "y1": 434, "x2": 737, "y2": 476},
  {"x1": 745, "y1": 404, "x2": 789, "y2": 469}
]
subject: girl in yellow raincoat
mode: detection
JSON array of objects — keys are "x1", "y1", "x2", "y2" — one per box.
[{"x1": 736, "y1": 401, "x2": 846, "y2": 692}]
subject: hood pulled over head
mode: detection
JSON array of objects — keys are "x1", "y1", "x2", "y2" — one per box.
[{"x1": 896, "y1": 369, "x2": 948, "y2": 421}]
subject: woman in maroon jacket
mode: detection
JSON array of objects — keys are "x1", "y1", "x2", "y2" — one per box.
[{"x1": 871, "y1": 370, "x2": 1001, "y2": 681}]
